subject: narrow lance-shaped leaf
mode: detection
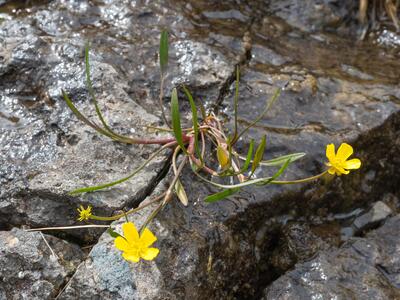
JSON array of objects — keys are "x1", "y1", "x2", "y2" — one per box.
[
  {"x1": 251, "y1": 135, "x2": 266, "y2": 175},
  {"x1": 159, "y1": 30, "x2": 168, "y2": 75},
  {"x1": 85, "y1": 43, "x2": 123, "y2": 139},
  {"x1": 171, "y1": 88, "x2": 187, "y2": 153},
  {"x1": 85, "y1": 43, "x2": 109, "y2": 130},
  {"x1": 63, "y1": 47, "x2": 145, "y2": 144},
  {"x1": 175, "y1": 179, "x2": 188, "y2": 206},
  {"x1": 69, "y1": 144, "x2": 169, "y2": 195},
  {"x1": 204, "y1": 187, "x2": 240, "y2": 203},
  {"x1": 240, "y1": 139, "x2": 254, "y2": 173},
  {"x1": 239, "y1": 152, "x2": 306, "y2": 167},
  {"x1": 259, "y1": 152, "x2": 305, "y2": 167},
  {"x1": 193, "y1": 168, "x2": 278, "y2": 189},
  {"x1": 108, "y1": 227, "x2": 125, "y2": 239},
  {"x1": 62, "y1": 90, "x2": 116, "y2": 140},
  {"x1": 193, "y1": 158, "x2": 292, "y2": 190},
  {"x1": 255, "y1": 158, "x2": 292, "y2": 186},
  {"x1": 183, "y1": 86, "x2": 202, "y2": 162}
]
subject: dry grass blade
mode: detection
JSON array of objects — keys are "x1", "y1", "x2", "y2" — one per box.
[
  {"x1": 359, "y1": 0, "x2": 369, "y2": 23},
  {"x1": 385, "y1": 0, "x2": 399, "y2": 30}
]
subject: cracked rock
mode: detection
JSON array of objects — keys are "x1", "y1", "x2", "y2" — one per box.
[
  {"x1": 353, "y1": 201, "x2": 393, "y2": 233},
  {"x1": 0, "y1": 0, "x2": 234, "y2": 241},
  {"x1": 0, "y1": 228, "x2": 84, "y2": 300},
  {"x1": 263, "y1": 216, "x2": 400, "y2": 300}
]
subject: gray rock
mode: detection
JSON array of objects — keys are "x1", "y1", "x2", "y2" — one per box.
[
  {"x1": 0, "y1": 228, "x2": 84, "y2": 300},
  {"x1": 269, "y1": 222, "x2": 330, "y2": 274},
  {"x1": 1, "y1": 1, "x2": 400, "y2": 299},
  {"x1": 353, "y1": 201, "x2": 393, "y2": 232},
  {"x1": 58, "y1": 171, "x2": 282, "y2": 299},
  {"x1": 222, "y1": 12, "x2": 400, "y2": 213},
  {"x1": 268, "y1": 0, "x2": 356, "y2": 32},
  {"x1": 0, "y1": 0, "x2": 234, "y2": 240},
  {"x1": 263, "y1": 216, "x2": 400, "y2": 300},
  {"x1": 58, "y1": 200, "x2": 174, "y2": 300}
]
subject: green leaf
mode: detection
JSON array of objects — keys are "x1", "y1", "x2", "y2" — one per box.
[
  {"x1": 251, "y1": 135, "x2": 266, "y2": 174},
  {"x1": 230, "y1": 66, "x2": 240, "y2": 144},
  {"x1": 193, "y1": 158, "x2": 291, "y2": 190},
  {"x1": 205, "y1": 188, "x2": 240, "y2": 203},
  {"x1": 171, "y1": 88, "x2": 187, "y2": 154},
  {"x1": 240, "y1": 139, "x2": 254, "y2": 172},
  {"x1": 217, "y1": 139, "x2": 254, "y2": 177},
  {"x1": 84, "y1": 44, "x2": 139, "y2": 143},
  {"x1": 108, "y1": 227, "x2": 124, "y2": 239},
  {"x1": 69, "y1": 144, "x2": 168, "y2": 195},
  {"x1": 175, "y1": 179, "x2": 188, "y2": 206},
  {"x1": 255, "y1": 158, "x2": 291, "y2": 186},
  {"x1": 260, "y1": 152, "x2": 306, "y2": 166},
  {"x1": 159, "y1": 30, "x2": 169, "y2": 75},
  {"x1": 183, "y1": 86, "x2": 202, "y2": 162},
  {"x1": 85, "y1": 43, "x2": 113, "y2": 132},
  {"x1": 62, "y1": 90, "x2": 116, "y2": 140},
  {"x1": 234, "y1": 88, "x2": 281, "y2": 144},
  {"x1": 272, "y1": 158, "x2": 291, "y2": 178}
]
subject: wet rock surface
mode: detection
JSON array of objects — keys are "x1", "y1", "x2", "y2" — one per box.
[
  {"x1": 352, "y1": 200, "x2": 393, "y2": 233},
  {"x1": 0, "y1": 0, "x2": 234, "y2": 238},
  {"x1": 263, "y1": 215, "x2": 400, "y2": 300},
  {"x1": 0, "y1": 0, "x2": 400, "y2": 299},
  {"x1": 0, "y1": 228, "x2": 84, "y2": 300},
  {"x1": 58, "y1": 196, "x2": 188, "y2": 300}
]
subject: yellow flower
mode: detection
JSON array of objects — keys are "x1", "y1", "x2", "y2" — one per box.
[
  {"x1": 326, "y1": 143, "x2": 361, "y2": 176},
  {"x1": 77, "y1": 205, "x2": 92, "y2": 221},
  {"x1": 114, "y1": 222, "x2": 159, "y2": 263}
]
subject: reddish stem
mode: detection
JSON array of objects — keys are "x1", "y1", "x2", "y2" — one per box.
[
  {"x1": 131, "y1": 134, "x2": 190, "y2": 145},
  {"x1": 187, "y1": 136, "x2": 217, "y2": 176}
]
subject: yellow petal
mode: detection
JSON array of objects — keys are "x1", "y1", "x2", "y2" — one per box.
[
  {"x1": 114, "y1": 237, "x2": 129, "y2": 252},
  {"x1": 336, "y1": 166, "x2": 349, "y2": 175},
  {"x1": 343, "y1": 159, "x2": 361, "y2": 170},
  {"x1": 326, "y1": 144, "x2": 336, "y2": 162},
  {"x1": 140, "y1": 247, "x2": 159, "y2": 261},
  {"x1": 140, "y1": 228, "x2": 157, "y2": 247},
  {"x1": 122, "y1": 252, "x2": 140, "y2": 263},
  {"x1": 123, "y1": 222, "x2": 139, "y2": 243},
  {"x1": 337, "y1": 143, "x2": 353, "y2": 161},
  {"x1": 327, "y1": 167, "x2": 336, "y2": 175}
]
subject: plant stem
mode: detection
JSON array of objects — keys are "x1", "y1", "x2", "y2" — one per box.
[
  {"x1": 140, "y1": 155, "x2": 188, "y2": 232},
  {"x1": 159, "y1": 75, "x2": 171, "y2": 128},
  {"x1": 90, "y1": 193, "x2": 165, "y2": 221},
  {"x1": 69, "y1": 141, "x2": 177, "y2": 195},
  {"x1": 271, "y1": 170, "x2": 328, "y2": 184},
  {"x1": 188, "y1": 136, "x2": 217, "y2": 176},
  {"x1": 26, "y1": 225, "x2": 111, "y2": 232},
  {"x1": 116, "y1": 135, "x2": 189, "y2": 145}
]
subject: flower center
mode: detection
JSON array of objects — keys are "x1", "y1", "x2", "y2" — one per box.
[
  {"x1": 330, "y1": 157, "x2": 344, "y2": 168},
  {"x1": 127, "y1": 243, "x2": 145, "y2": 257}
]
